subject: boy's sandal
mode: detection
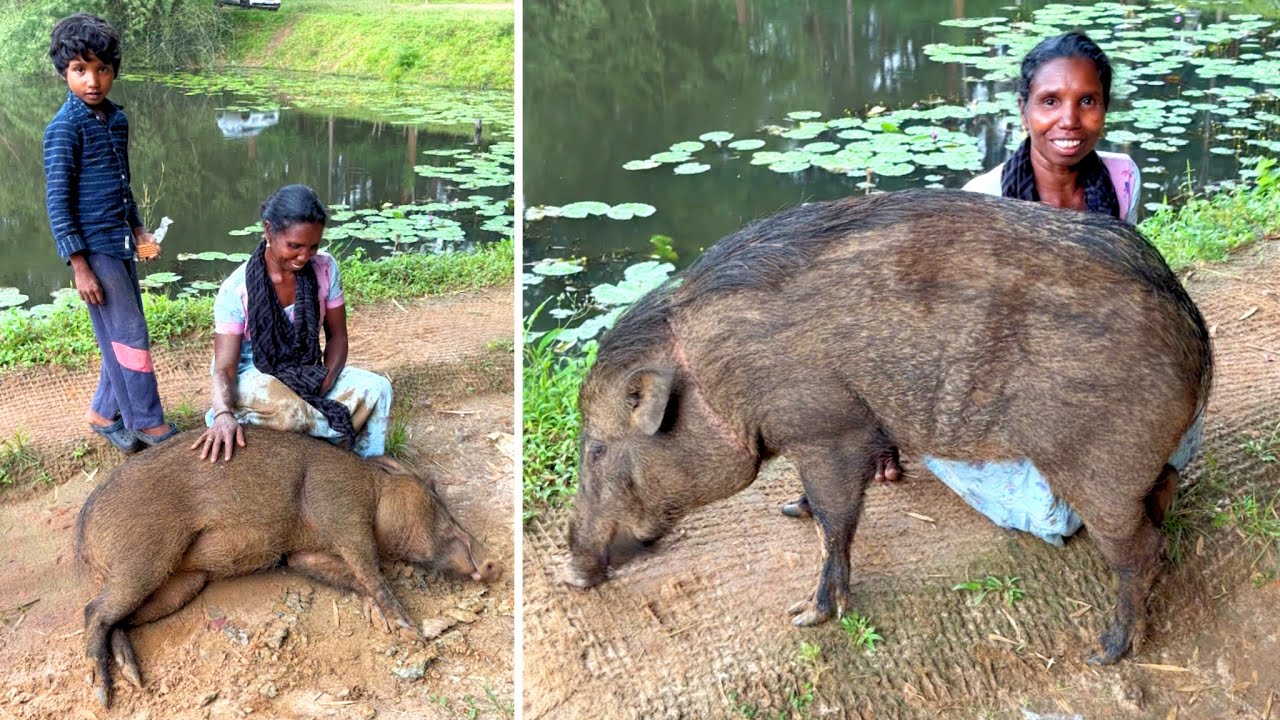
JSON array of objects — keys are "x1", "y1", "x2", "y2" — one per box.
[
  {"x1": 135, "y1": 422, "x2": 180, "y2": 448},
  {"x1": 90, "y1": 417, "x2": 144, "y2": 454}
]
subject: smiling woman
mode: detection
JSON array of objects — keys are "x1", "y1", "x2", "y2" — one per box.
[
  {"x1": 963, "y1": 31, "x2": 1141, "y2": 222},
  {"x1": 191, "y1": 184, "x2": 394, "y2": 462}
]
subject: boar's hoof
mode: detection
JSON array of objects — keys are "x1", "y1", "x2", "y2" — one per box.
[
  {"x1": 94, "y1": 684, "x2": 110, "y2": 709},
  {"x1": 1085, "y1": 621, "x2": 1135, "y2": 665},
  {"x1": 780, "y1": 494, "x2": 812, "y2": 519},
  {"x1": 787, "y1": 598, "x2": 836, "y2": 627}
]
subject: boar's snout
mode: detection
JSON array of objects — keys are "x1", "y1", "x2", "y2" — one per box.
[
  {"x1": 439, "y1": 526, "x2": 500, "y2": 583},
  {"x1": 564, "y1": 517, "x2": 660, "y2": 589}
]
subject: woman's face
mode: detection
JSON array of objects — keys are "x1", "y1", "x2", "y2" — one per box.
[
  {"x1": 1019, "y1": 56, "x2": 1107, "y2": 171},
  {"x1": 265, "y1": 221, "x2": 324, "y2": 272}
]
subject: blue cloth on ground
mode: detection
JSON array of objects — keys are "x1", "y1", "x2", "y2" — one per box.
[{"x1": 923, "y1": 413, "x2": 1205, "y2": 547}]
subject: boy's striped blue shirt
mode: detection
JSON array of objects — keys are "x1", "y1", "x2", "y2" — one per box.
[{"x1": 43, "y1": 91, "x2": 143, "y2": 260}]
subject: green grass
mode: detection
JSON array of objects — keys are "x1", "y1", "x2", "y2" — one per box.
[
  {"x1": 1139, "y1": 158, "x2": 1280, "y2": 270},
  {"x1": 0, "y1": 241, "x2": 513, "y2": 370},
  {"x1": 1213, "y1": 492, "x2": 1280, "y2": 583},
  {"x1": 839, "y1": 612, "x2": 884, "y2": 653},
  {"x1": 224, "y1": 0, "x2": 513, "y2": 88},
  {"x1": 0, "y1": 428, "x2": 47, "y2": 488},
  {"x1": 521, "y1": 314, "x2": 596, "y2": 523},
  {"x1": 952, "y1": 575, "x2": 1024, "y2": 606}
]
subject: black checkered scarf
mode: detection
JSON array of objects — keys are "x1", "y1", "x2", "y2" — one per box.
[
  {"x1": 245, "y1": 239, "x2": 356, "y2": 448},
  {"x1": 1000, "y1": 137, "x2": 1120, "y2": 219}
]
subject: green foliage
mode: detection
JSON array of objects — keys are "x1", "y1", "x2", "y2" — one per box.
[
  {"x1": 0, "y1": 0, "x2": 227, "y2": 74},
  {"x1": 953, "y1": 575, "x2": 1024, "y2": 606},
  {"x1": 1212, "y1": 492, "x2": 1280, "y2": 581},
  {"x1": 337, "y1": 239, "x2": 512, "y2": 303},
  {"x1": 1140, "y1": 158, "x2": 1280, "y2": 271},
  {"x1": 521, "y1": 313, "x2": 595, "y2": 523},
  {"x1": 225, "y1": 0, "x2": 513, "y2": 88},
  {"x1": 0, "y1": 290, "x2": 211, "y2": 369},
  {"x1": 839, "y1": 612, "x2": 883, "y2": 653},
  {"x1": 0, "y1": 429, "x2": 40, "y2": 487},
  {"x1": 1240, "y1": 422, "x2": 1280, "y2": 464},
  {"x1": 0, "y1": 243, "x2": 511, "y2": 370}
]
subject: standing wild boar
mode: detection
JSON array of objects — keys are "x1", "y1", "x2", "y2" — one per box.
[
  {"x1": 564, "y1": 188, "x2": 1211, "y2": 666},
  {"x1": 76, "y1": 428, "x2": 498, "y2": 708}
]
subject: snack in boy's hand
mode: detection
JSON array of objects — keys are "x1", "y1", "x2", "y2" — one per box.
[{"x1": 135, "y1": 216, "x2": 171, "y2": 260}]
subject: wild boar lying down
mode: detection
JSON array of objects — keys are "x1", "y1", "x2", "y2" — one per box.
[
  {"x1": 565, "y1": 188, "x2": 1211, "y2": 666},
  {"x1": 75, "y1": 428, "x2": 498, "y2": 707}
]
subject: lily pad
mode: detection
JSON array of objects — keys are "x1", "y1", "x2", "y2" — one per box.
[
  {"x1": 0, "y1": 287, "x2": 29, "y2": 308},
  {"x1": 559, "y1": 201, "x2": 612, "y2": 218},
  {"x1": 623, "y1": 159, "x2": 661, "y2": 171},
  {"x1": 606, "y1": 203, "x2": 658, "y2": 220},
  {"x1": 670, "y1": 141, "x2": 705, "y2": 153},
  {"x1": 699, "y1": 131, "x2": 734, "y2": 144},
  {"x1": 726, "y1": 138, "x2": 767, "y2": 151},
  {"x1": 673, "y1": 162, "x2": 711, "y2": 175},
  {"x1": 787, "y1": 111, "x2": 822, "y2": 121},
  {"x1": 531, "y1": 259, "x2": 584, "y2": 276}
]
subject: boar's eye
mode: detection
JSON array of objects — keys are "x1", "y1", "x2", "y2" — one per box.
[{"x1": 587, "y1": 441, "x2": 606, "y2": 465}]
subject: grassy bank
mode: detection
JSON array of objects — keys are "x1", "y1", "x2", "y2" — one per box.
[
  {"x1": 521, "y1": 164, "x2": 1280, "y2": 523},
  {"x1": 224, "y1": 0, "x2": 513, "y2": 88},
  {"x1": 0, "y1": 239, "x2": 512, "y2": 369}
]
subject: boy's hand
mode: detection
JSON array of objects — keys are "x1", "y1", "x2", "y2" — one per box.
[{"x1": 73, "y1": 265, "x2": 104, "y2": 305}]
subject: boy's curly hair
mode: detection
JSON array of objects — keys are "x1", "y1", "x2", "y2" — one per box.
[{"x1": 49, "y1": 13, "x2": 122, "y2": 77}]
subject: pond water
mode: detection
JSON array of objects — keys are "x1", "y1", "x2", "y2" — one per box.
[
  {"x1": 523, "y1": 0, "x2": 1280, "y2": 331},
  {"x1": 0, "y1": 71, "x2": 513, "y2": 309}
]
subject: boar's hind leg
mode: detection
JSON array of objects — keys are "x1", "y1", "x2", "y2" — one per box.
[
  {"x1": 128, "y1": 571, "x2": 209, "y2": 626},
  {"x1": 84, "y1": 580, "x2": 162, "y2": 708},
  {"x1": 288, "y1": 550, "x2": 421, "y2": 641},
  {"x1": 1077, "y1": 485, "x2": 1167, "y2": 665},
  {"x1": 787, "y1": 438, "x2": 876, "y2": 627}
]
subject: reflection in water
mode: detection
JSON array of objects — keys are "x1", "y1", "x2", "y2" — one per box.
[
  {"x1": 523, "y1": 0, "x2": 1277, "y2": 322},
  {"x1": 0, "y1": 76, "x2": 507, "y2": 306},
  {"x1": 215, "y1": 109, "x2": 281, "y2": 138}
]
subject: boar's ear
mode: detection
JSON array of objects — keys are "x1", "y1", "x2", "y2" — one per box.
[{"x1": 625, "y1": 366, "x2": 675, "y2": 436}]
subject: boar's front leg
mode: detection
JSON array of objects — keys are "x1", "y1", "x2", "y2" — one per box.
[
  {"x1": 786, "y1": 436, "x2": 877, "y2": 626},
  {"x1": 287, "y1": 551, "x2": 423, "y2": 642}
]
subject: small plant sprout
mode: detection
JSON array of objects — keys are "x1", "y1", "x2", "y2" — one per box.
[
  {"x1": 953, "y1": 575, "x2": 1025, "y2": 606},
  {"x1": 839, "y1": 612, "x2": 884, "y2": 653},
  {"x1": 1240, "y1": 423, "x2": 1280, "y2": 464}
]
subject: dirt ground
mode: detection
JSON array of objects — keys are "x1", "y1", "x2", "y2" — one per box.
[
  {"x1": 0, "y1": 286, "x2": 516, "y2": 720},
  {"x1": 522, "y1": 243, "x2": 1280, "y2": 720}
]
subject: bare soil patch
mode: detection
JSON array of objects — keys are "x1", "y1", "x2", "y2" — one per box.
[
  {"x1": 522, "y1": 244, "x2": 1280, "y2": 720},
  {"x1": 0, "y1": 286, "x2": 516, "y2": 720}
]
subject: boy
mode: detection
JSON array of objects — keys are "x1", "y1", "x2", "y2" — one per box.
[{"x1": 43, "y1": 13, "x2": 177, "y2": 452}]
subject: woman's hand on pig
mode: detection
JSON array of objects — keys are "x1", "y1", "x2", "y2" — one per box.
[{"x1": 191, "y1": 413, "x2": 246, "y2": 462}]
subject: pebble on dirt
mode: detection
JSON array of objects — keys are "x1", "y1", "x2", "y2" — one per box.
[
  {"x1": 391, "y1": 648, "x2": 439, "y2": 682},
  {"x1": 420, "y1": 616, "x2": 458, "y2": 640}
]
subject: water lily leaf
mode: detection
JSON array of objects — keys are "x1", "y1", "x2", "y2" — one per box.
[
  {"x1": 0, "y1": 287, "x2": 29, "y2": 308},
  {"x1": 727, "y1": 138, "x2": 766, "y2": 151},
  {"x1": 802, "y1": 141, "x2": 841, "y2": 154},
  {"x1": 531, "y1": 259, "x2": 584, "y2": 276},
  {"x1": 769, "y1": 159, "x2": 811, "y2": 173},
  {"x1": 673, "y1": 162, "x2": 711, "y2": 175},
  {"x1": 939, "y1": 16, "x2": 1006, "y2": 27},
  {"x1": 699, "y1": 131, "x2": 734, "y2": 144},
  {"x1": 226, "y1": 253, "x2": 251, "y2": 263},
  {"x1": 623, "y1": 159, "x2": 662, "y2": 171},
  {"x1": 670, "y1": 141, "x2": 705, "y2": 153},
  {"x1": 787, "y1": 111, "x2": 822, "y2": 120},
  {"x1": 606, "y1": 203, "x2": 657, "y2": 220},
  {"x1": 559, "y1": 201, "x2": 612, "y2": 218},
  {"x1": 591, "y1": 261, "x2": 675, "y2": 307},
  {"x1": 650, "y1": 151, "x2": 693, "y2": 164}
]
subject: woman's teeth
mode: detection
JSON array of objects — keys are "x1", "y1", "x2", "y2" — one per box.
[{"x1": 1052, "y1": 139, "x2": 1082, "y2": 149}]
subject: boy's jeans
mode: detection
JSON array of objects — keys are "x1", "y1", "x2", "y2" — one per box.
[{"x1": 84, "y1": 253, "x2": 164, "y2": 430}]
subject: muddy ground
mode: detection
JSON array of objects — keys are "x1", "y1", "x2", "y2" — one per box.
[
  {"x1": 0, "y1": 286, "x2": 516, "y2": 720},
  {"x1": 523, "y1": 244, "x2": 1280, "y2": 720}
]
